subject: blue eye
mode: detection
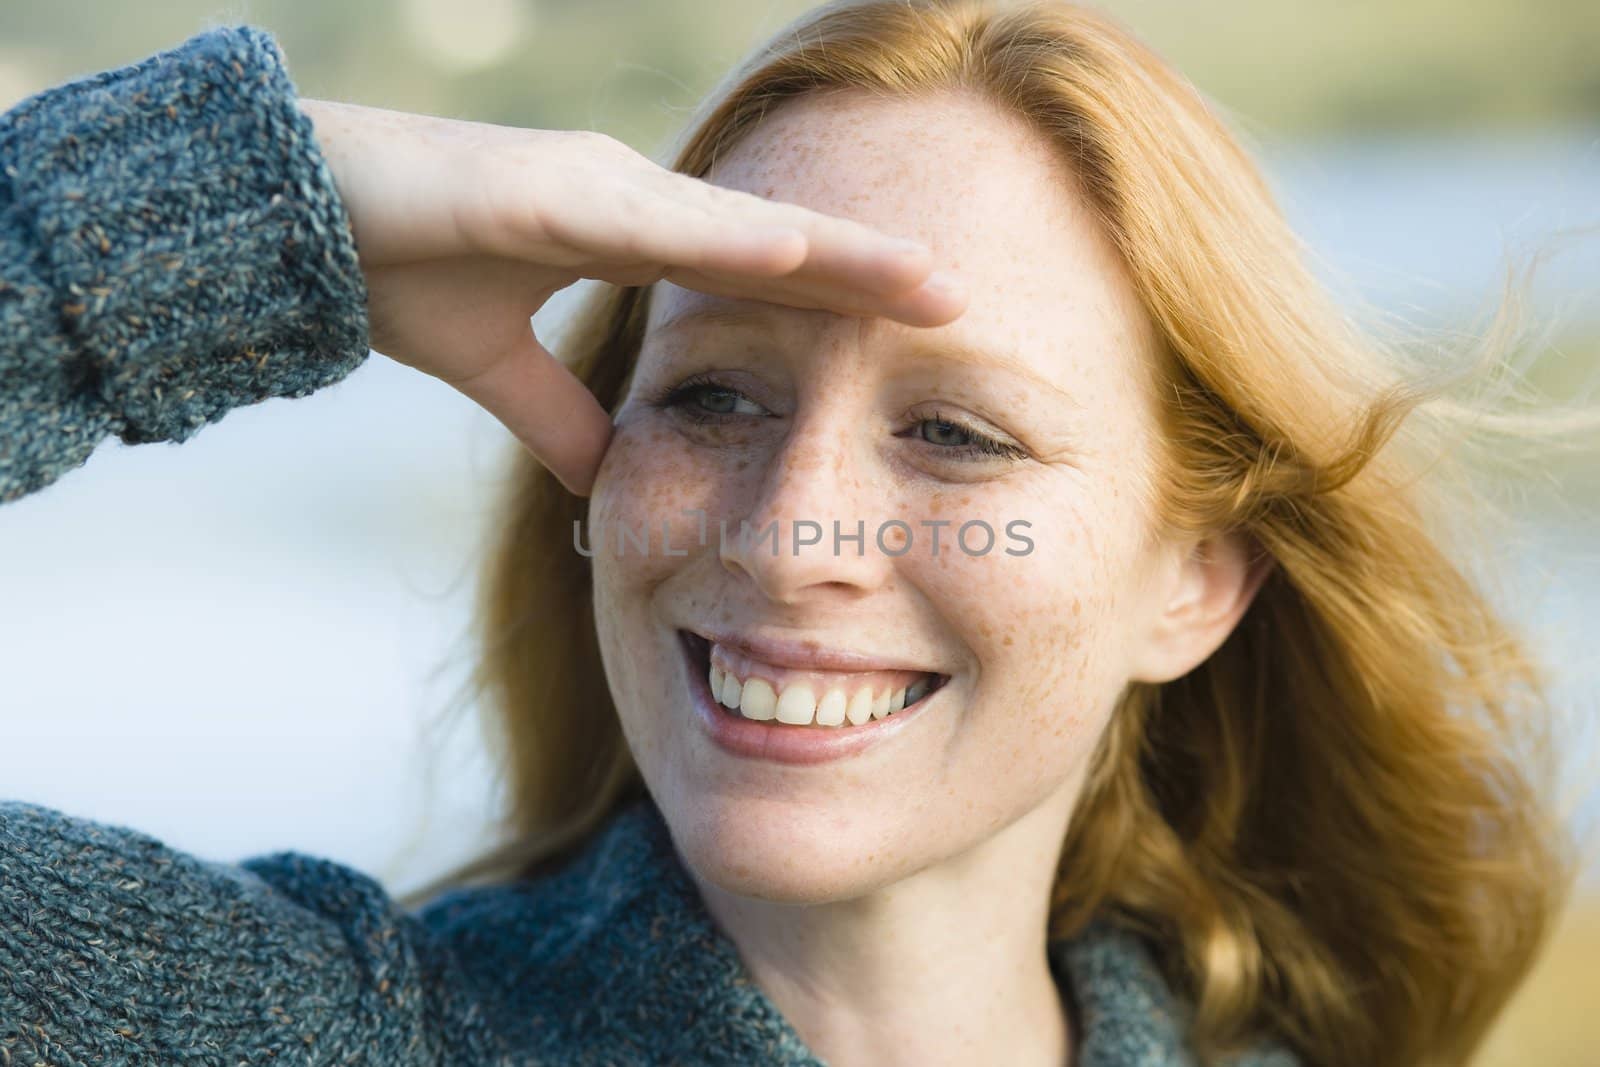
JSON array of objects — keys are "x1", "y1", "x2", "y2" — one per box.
[
  {"x1": 680, "y1": 385, "x2": 749, "y2": 416},
  {"x1": 647, "y1": 373, "x2": 1029, "y2": 463},
  {"x1": 912, "y1": 413, "x2": 1028, "y2": 460},
  {"x1": 650, "y1": 372, "x2": 765, "y2": 420}
]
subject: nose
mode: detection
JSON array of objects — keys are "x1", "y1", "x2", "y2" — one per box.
[{"x1": 718, "y1": 409, "x2": 898, "y2": 606}]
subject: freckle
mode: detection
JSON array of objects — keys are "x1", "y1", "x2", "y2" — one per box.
[{"x1": 1003, "y1": 634, "x2": 1013, "y2": 646}]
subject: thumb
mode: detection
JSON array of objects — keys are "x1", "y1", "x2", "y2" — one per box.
[{"x1": 449, "y1": 322, "x2": 614, "y2": 497}]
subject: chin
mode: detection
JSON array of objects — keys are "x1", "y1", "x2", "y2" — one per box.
[{"x1": 665, "y1": 793, "x2": 902, "y2": 904}]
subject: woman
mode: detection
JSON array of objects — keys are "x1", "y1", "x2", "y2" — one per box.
[{"x1": 0, "y1": 3, "x2": 1585, "y2": 1065}]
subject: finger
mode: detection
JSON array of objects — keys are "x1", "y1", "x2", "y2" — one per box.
[
  {"x1": 668, "y1": 220, "x2": 813, "y2": 279},
  {"x1": 519, "y1": 183, "x2": 779, "y2": 289},
  {"x1": 654, "y1": 173, "x2": 942, "y2": 295},
  {"x1": 658, "y1": 258, "x2": 969, "y2": 328},
  {"x1": 448, "y1": 326, "x2": 614, "y2": 497},
  {"x1": 544, "y1": 170, "x2": 941, "y2": 300},
  {"x1": 577, "y1": 222, "x2": 811, "y2": 288}
]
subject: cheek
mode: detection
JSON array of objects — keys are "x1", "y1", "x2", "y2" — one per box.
[
  {"x1": 587, "y1": 419, "x2": 715, "y2": 754},
  {"x1": 588, "y1": 418, "x2": 720, "y2": 585},
  {"x1": 592, "y1": 418, "x2": 699, "y2": 520},
  {"x1": 929, "y1": 484, "x2": 1136, "y2": 743}
]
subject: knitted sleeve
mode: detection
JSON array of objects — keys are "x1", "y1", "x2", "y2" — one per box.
[
  {"x1": 0, "y1": 800, "x2": 459, "y2": 1064},
  {"x1": 0, "y1": 24, "x2": 371, "y2": 506}
]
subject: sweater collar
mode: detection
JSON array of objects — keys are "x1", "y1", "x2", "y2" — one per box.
[{"x1": 512, "y1": 794, "x2": 1298, "y2": 1067}]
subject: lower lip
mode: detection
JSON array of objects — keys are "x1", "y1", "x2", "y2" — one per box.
[{"x1": 678, "y1": 630, "x2": 939, "y2": 766}]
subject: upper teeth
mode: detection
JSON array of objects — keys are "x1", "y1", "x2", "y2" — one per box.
[{"x1": 707, "y1": 644, "x2": 936, "y2": 728}]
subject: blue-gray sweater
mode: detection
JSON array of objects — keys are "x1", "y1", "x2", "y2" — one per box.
[{"x1": 0, "y1": 24, "x2": 1303, "y2": 1067}]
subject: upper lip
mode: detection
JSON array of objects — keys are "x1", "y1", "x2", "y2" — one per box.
[{"x1": 684, "y1": 627, "x2": 944, "y2": 676}]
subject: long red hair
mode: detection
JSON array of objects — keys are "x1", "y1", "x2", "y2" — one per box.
[{"x1": 401, "y1": 4, "x2": 1596, "y2": 1064}]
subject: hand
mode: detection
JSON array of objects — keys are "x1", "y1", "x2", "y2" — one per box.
[{"x1": 296, "y1": 99, "x2": 969, "y2": 496}]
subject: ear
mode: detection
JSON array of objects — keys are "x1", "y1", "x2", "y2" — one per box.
[{"x1": 1126, "y1": 528, "x2": 1275, "y2": 685}]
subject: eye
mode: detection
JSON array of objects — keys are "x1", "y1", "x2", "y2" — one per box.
[
  {"x1": 645, "y1": 374, "x2": 1029, "y2": 464},
  {"x1": 903, "y1": 410, "x2": 1030, "y2": 462},
  {"x1": 648, "y1": 371, "x2": 767, "y2": 422}
]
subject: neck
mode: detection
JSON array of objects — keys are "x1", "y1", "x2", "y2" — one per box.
[{"x1": 687, "y1": 789, "x2": 1080, "y2": 1067}]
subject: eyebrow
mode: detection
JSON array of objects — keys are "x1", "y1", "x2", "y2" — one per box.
[{"x1": 649, "y1": 302, "x2": 1083, "y2": 408}]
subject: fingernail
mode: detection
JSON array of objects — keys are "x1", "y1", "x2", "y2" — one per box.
[{"x1": 888, "y1": 238, "x2": 929, "y2": 257}]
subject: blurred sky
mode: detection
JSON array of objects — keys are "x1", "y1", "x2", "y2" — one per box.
[{"x1": 0, "y1": 0, "x2": 1596, "y2": 904}]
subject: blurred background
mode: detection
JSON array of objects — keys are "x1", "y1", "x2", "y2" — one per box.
[{"x1": 1, "y1": 1, "x2": 1596, "y2": 1062}]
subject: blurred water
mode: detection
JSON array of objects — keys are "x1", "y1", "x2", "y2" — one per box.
[{"x1": 0, "y1": 126, "x2": 1596, "y2": 899}]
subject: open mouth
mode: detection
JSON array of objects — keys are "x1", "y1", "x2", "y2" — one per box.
[{"x1": 678, "y1": 629, "x2": 949, "y2": 728}]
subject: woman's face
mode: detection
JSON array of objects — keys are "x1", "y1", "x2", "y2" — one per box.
[{"x1": 588, "y1": 87, "x2": 1171, "y2": 901}]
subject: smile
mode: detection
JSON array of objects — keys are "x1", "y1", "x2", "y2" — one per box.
[{"x1": 677, "y1": 628, "x2": 950, "y2": 766}]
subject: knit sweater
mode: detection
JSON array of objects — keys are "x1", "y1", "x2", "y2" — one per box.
[{"x1": 0, "y1": 24, "x2": 1304, "y2": 1067}]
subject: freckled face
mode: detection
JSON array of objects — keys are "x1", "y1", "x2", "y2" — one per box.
[{"x1": 587, "y1": 88, "x2": 1166, "y2": 901}]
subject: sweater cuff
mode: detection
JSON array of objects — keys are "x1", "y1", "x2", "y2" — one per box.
[{"x1": 0, "y1": 24, "x2": 371, "y2": 445}]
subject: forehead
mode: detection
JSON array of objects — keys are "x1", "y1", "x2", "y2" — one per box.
[{"x1": 647, "y1": 87, "x2": 1157, "y2": 408}]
